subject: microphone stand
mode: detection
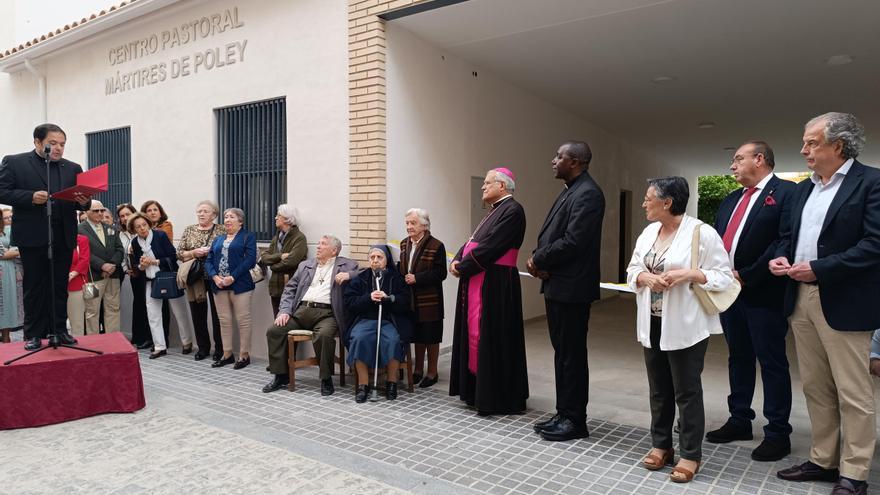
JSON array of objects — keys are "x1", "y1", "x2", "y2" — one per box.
[
  {"x1": 369, "y1": 270, "x2": 382, "y2": 402},
  {"x1": 4, "y1": 146, "x2": 103, "y2": 365}
]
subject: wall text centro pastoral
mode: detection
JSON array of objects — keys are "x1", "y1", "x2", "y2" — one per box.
[{"x1": 104, "y1": 7, "x2": 247, "y2": 96}]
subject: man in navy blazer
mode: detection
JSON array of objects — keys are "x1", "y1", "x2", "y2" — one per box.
[
  {"x1": 770, "y1": 113, "x2": 879, "y2": 495},
  {"x1": 527, "y1": 140, "x2": 605, "y2": 441},
  {"x1": 706, "y1": 140, "x2": 795, "y2": 462},
  {"x1": 0, "y1": 124, "x2": 92, "y2": 350}
]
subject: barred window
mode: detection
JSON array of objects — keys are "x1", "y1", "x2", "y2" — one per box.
[
  {"x1": 86, "y1": 126, "x2": 131, "y2": 209},
  {"x1": 216, "y1": 97, "x2": 287, "y2": 242}
]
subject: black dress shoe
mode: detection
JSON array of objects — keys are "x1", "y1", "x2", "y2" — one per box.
[
  {"x1": 418, "y1": 375, "x2": 438, "y2": 389},
  {"x1": 262, "y1": 374, "x2": 290, "y2": 393},
  {"x1": 533, "y1": 414, "x2": 562, "y2": 433},
  {"x1": 24, "y1": 337, "x2": 42, "y2": 350},
  {"x1": 233, "y1": 357, "x2": 250, "y2": 370},
  {"x1": 321, "y1": 378, "x2": 335, "y2": 396},
  {"x1": 212, "y1": 352, "x2": 223, "y2": 362},
  {"x1": 751, "y1": 438, "x2": 791, "y2": 462},
  {"x1": 705, "y1": 419, "x2": 752, "y2": 443},
  {"x1": 149, "y1": 350, "x2": 166, "y2": 359},
  {"x1": 211, "y1": 355, "x2": 235, "y2": 368},
  {"x1": 833, "y1": 478, "x2": 868, "y2": 495},
  {"x1": 412, "y1": 373, "x2": 423, "y2": 384},
  {"x1": 58, "y1": 332, "x2": 77, "y2": 345},
  {"x1": 355, "y1": 385, "x2": 371, "y2": 403},
  {"x1": 137, "y1": 341, "x2": 153, "y2": 350},
  {"x1": 539, "y1": 417, "x2": 589, "y2": 442},
  {"x1": 386, "y1": 381, "x2": 398, "y2": 400},
  {"x1": 194, "y1": 352, "x2": 209, "y2": 361},
  {"x1": 777, "y1": 461, "x2": 840, "y2": 482},
  {"x1": 181, "y1": 344, "x2": 193, "y2": 355}
]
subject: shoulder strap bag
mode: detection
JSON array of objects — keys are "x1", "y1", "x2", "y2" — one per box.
[
  {"x1": 78, "y1": 245, "x2": 100, "y2": 300},
  {"x1": 690, "y1": 222, "x2": 740, "y2": 314}
]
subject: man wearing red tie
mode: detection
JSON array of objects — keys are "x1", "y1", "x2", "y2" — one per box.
[{"x1": 707, "y1": 140, "x2": 796, "y2": 462}]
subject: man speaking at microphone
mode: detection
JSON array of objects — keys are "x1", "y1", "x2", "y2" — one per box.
[{"x1": 0, "y1": 124, "x2": 92, "y2": 350}]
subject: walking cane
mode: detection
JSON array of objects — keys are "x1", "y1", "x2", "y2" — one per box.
[{"x1": 370, "y1": 268, "x2": 383, "y2": 402}]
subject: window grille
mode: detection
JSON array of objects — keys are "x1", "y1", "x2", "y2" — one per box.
[
  {"x1": 216, "y1": 97, "x2": 287, "y2": 241},
  {"x1": 86, "y1": 126, "x2": 131, "y2": 210}
]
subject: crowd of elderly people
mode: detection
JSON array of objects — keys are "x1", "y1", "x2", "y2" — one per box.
[{"x1": 3, "y1": 110, "x2": 877, "y2": 495}]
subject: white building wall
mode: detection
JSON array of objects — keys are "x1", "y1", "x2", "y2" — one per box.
[
  {"x1": 385, "y1": 24, "x2": 668, "y2": 346},
  {"x1": 0, "y1": 0, "x2": 350, "y2": 359}
]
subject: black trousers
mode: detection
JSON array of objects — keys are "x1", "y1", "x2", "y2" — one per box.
[
  {"x1": 19, "y1": 238, "x2": 72, "y2": 339},
  {"x1": 129, "y1": 274, "x2": 150, "y2": 345},
  {"x1": 545, "y1": 299, "x2": 591, "y2": 425},
  {"x1": 643, "y1": 316, "x2": 708, "y2": 461},
  {"x1": 719, "y1": 298, "x2": 792, "y2": 439},
  {"x1": 190, "y1": 281, "x2": 222, "y2": 356}
]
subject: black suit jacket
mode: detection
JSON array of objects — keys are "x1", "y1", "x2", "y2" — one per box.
[
  {"x1": 775, "y1": 160, "x2": 880, "y2": 330},
  {"x1": 714, "y1": 174, "x2": 795, "y2": 307},
  {"x1": 533, "y1": 171, "x2": 606, "y2": 304},
  {"x1": 0, "y1": 150, "x2": 90, "y2": 249},
  {"x1": 78, "y1": 221, "x2": 125, "y2": 280}
]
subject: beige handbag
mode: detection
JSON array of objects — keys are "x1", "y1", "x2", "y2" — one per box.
[
  {"x1": 690, "y1": 223, "x2": 740, "y2": 314},
  {"x1": 78, "y1": 245, "x2": 100, "y2": 300}
]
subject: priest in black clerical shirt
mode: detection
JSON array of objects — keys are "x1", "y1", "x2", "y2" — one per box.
[
  {"x1": 449, "y1": 167, "x2": 529, "y2": 416},
  {"x1": 0, "y1": 123, "x2": 92, "y2": 350}
]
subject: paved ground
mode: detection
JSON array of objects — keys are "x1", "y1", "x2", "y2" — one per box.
[{"x1": 3, "y1": 345, "x2": 878, "y2": 495}]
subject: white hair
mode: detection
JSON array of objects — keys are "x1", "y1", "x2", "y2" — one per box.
[
  {"x1": 276, "y1": 203, "x2": 300, "y2": 226},
  {"x1": 806, "y1": 112, "x2": 866, "y2": 159},
  {"x1": 405, "y1": 208, "x2": 430, "y2": 229},
  {"x1": 322, "y1": 234, "x2": 342, "y2": 255},
  {"x1": 493, "y1": 170, "x2": 516, "y2": 193}
]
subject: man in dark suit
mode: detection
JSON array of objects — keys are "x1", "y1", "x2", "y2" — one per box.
[
  {"x1": 706, "y1": 140, "x2": 795, "y2": 462},
  {"x1": 0, "y1": 124, "x2": 92, "y2": 350},
  {"x1": 527, "y1": 140, "x2": 605, "y2": 441},
  {"x1": 79, "y1": 200, "x2": 124, "y2": 334},
  {"x1": 770, "y1": 113, "x2": 879, "y2": 495}
]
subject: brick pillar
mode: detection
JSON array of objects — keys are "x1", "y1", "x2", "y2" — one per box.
[{"x1": 348, "y1": 0, "x2": 434, "y2": 261}]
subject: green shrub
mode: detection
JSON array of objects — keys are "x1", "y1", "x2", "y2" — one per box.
[{"x1": 697, "y1": 175, "x2": 740, "y2": 225}]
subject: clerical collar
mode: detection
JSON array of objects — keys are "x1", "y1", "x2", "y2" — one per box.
[
  {"x1": 565, "y1": 171, "x2": 586, "y2": 189},
  {"x1": 492, "y1": 195, "x2": 513, "y2": 209}
]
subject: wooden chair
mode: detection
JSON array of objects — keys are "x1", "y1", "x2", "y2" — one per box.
[
  {"x1": 352, "y1": 342, "x2": 414, "y2": 393},
  {"x1": 286, "y1": 330, "x2": 347, "y2": 391},
  {"x1": 1, "y1": 329, "x2": 10, "y2": 343}
]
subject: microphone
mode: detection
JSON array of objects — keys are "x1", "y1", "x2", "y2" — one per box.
[{"x1": 43, "y1": 144, "x2": 51, "y2": 157}]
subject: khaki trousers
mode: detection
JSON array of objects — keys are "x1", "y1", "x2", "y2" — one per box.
[
  {"x1": 84, "y1": 277, "x2": 120, "y2": 334},
  {"x1": 67, "y1": 290, "x2": 86, "y2": 336},
  {"x1": 790, "y1": 283, "x2": 875, "y2": 480},
  {"x1": 266, "y1": 305, "x2": 338, "y2": 379},
  {"x1": 214, "y1": 290, "x2": 253, "y2": 355}
]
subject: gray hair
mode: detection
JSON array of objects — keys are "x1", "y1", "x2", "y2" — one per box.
[
  {"x1": 196, "y1": 200, "x2": 219, "y2": 217},
  {"x1": 493, "y1": 170, "x2": 516, "y2": 194},
  {"x1": 322, "y1": 234, "x2": 342, "y2": 256},
  {"x1": 405, "y1": 208, "x2": 431, "y2": 229},
  {"x1": 806, "y1": 112, "x2": 866, "y2": 159},
  {"x1": 647, "y1": 176, "x2": 689, "y2": 216},
  {"x1": 276, "y1": 203, "x2": 300, "y2": 226},
  {"x1": 223, "y1": 208, "x2": 245, "y2": 225}
]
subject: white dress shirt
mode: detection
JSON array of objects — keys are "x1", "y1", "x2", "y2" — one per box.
[
  {"x1": 794, "y1": 158, "x2": 853, "y2": 264},
  {"x1": 727, "y1": 173, "x2": 774, "y2": 268},
  {"x1": 301, "y1": 257, "x2": 335, "y2": 304},
  {"x1": 627, "y1": 214, "x2": 735, "y2": 351}
]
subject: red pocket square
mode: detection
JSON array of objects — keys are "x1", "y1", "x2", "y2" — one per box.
[{"x1": 764, "y1": 195, "x2": 776, "y2": 206}]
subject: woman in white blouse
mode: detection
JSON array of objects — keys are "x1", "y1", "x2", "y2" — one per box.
[{"x1": 626, "y1": 177, "x2": 734, "y2": 484}]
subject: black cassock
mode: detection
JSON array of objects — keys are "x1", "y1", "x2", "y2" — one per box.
[{"x1": 449, "y1": 196, "x2": 529, "y2": 414}]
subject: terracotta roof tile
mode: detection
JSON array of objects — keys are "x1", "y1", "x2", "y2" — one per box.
[{"x1": 0, "y1": 1, "x2": 138, "y2": 60}]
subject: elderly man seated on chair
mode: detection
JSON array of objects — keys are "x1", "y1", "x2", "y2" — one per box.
[
  {"x1": 262, "y1": 235, "x2": 359, "y2": 395},
  {"x1": 344, "y1": 244, "x2": 413, "y2": 403}
]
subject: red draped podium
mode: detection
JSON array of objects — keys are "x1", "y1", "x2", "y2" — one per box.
[{"x1": 0, "y1": 333, "x2": 145, "y2": 430}]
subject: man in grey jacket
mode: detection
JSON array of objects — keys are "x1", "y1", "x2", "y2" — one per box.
[{"x1": 262, "y1": 234, "x2": 360, "y2": 395}]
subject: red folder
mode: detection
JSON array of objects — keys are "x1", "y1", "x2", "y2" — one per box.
[{"x1": 51, "y1": 163, "x2": 109, "y2": 201}]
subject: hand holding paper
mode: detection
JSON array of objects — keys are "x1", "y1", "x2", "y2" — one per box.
[{"x1": 50, "y1": 163, "x2": 108, "y2": 202}]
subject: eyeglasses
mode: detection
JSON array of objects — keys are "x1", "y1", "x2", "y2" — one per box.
[
  {"x1": 730, "y1": 153, "x2": 758, "y2": 165},
  {"x1": 90, "y1": 208, "x2": 107, "y2": 212}
]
